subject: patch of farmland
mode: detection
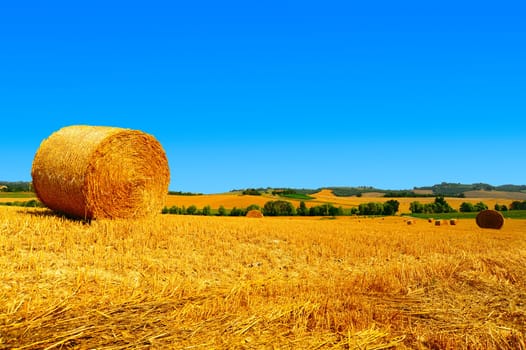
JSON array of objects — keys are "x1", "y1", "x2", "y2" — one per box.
[
  {"x1": 1, "y1": 206, "x2": 525, "y2": 348},
  {"x1": 165, "y1": 191, "x2": 522, "y2": 215},
  {"x1": 464, "y1": 190, "x2": 526, "y2": 200}
]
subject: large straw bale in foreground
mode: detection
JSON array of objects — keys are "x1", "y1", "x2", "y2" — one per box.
[
  {"x1": 31, "y1": 125, "x2": 170, "y2": 219},
  {"x1": 476, "y1": 209, "x2": 504, "y2": 229}
]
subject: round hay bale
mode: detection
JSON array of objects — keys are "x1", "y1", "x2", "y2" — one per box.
[
  {"x1": 476, "y1": 210, "x2": 504, "y2": 229},
  {"x1": 434, "y1": 220, "x2": 442, "y2": 226},
  {"x1": 31, "y1": 125, "x2": 170, "y2": 219},
  {"x1": 449, "y1": 219, "x2": 457, "y2": 225},
  {"x1": 428, "y1": 218, "x2": 433, "y2": 223},
  {"x1": 406, "y1": 219, "x2": 414, "y2": 225},
  {"x1": 246, "y1": 209, "x2": 264, "y2": 218}
]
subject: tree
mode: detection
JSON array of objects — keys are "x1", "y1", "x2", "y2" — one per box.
[
  {"x1": 495, "y1": 203, "x2": 508, "y2": 211},
  {"x1": 297, "y1": 201, "x2": 308, "y2": 216},
  {"x1": 359, "y1": 202, "x2": 384, "y2": 215},
  {"x1": 242, "y1": 188, "x2": 261, "y2": 195},
  {"x1": 433, "y1": 196, "x2": 455, "y2": 213},
  {"x1": 460, "y1": 202, "x2": 475, "y2": 213},
  {"x1": 202, "y1": 205, "x2": 212, "y2": 216},
  {"x1": 510, "y1": 200, "x2": 526, "y2": 210},
  {"x1": 217, "y1": 205, "x2": 227, "y2": 216},
  {"x1": 410, "y1": 201, "x2": 424, "y2": 214},
  {"x1": 474, "y1": 202, "x2": 488, "y2": 212},
  {"x1": 186, "y1": 205, "x2": 197, "y2": 215},
  {"x1": 230, "y1": 207, "x2": 246, "y2": 216},
  {"x1": 263, "y1": 200, "x2": 296, "y2": 216},
  {"x1": 383, "y1": 200, "x2": 400, "y2": 215},
  {"x1": 309, "y1": 205, "x2": 322, "y2": 216},
  {"x1": 328, "y1": 205, "x2": 344, "y2": 216}
]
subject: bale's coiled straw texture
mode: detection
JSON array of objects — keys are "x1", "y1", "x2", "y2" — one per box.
[
  {"x1": 246, "y1": 209, "x2": 264, "y2": 218},
  {"x1": 476, "y1": 210, "x2": 504, "y2": 229},
  {"x1": 31, "y1": 125, "x2": 170, "y2": 219}
]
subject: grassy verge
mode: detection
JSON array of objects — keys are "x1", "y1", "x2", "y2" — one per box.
[
  {"x1": 0, "y1": 199, "x2": 43, "y2": 208},
  {"x1": 0, "y1": 192, "x2": 36, "y2": 198}
]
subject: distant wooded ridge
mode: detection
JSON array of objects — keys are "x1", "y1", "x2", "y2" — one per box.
[
  {"x1": 2, "y1": 181, "x2": 526, "y2": 197},
  {"x1": 232, "y1": 183, "x2": 526, "y2": 198},
  {"x1": 0, "y1": 181, "x2": 32, "y2": 192}
]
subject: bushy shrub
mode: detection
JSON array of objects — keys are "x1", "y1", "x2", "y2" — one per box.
[
  {"x1": 263, "y1": 200, "x2": 296, "y2": 216},
  {"x1": 460, "y1": 202, "x2": 475, "y2": 212},
  {"x1": 186, "y1": 205, "x2": 197, "y2": 215},
  {"x1": 246, "y1": 204, "x2": 260, "y2": 211},
  {"x1": 297, "y1": 201, "x2": 308, "y2": 216},
  {"x1": 229, "y1": 207, "x2": 246, "y2": 216},
  {"x1": 474, "y1": 202, "x2": 488, "y2": 211},
  {"x1": 217, "y1": 206, "x2": 227, "y2": 216},
  {"x1": 242, "y1": 189, "x2": 261, "y2": 196},
  {"x1": 495, "y1": 203, "x2": 508, "y2": 211},
  {"x1": 358, "y1": 202, "x2": 384, "y2": 216},
  {"x1": 308, "y1": 204, "x2": 343, "y2": 216},
  {"x1": 409, "y1": 201, "x2": 424, "y2": 214},
  {"x1": 410, "y1": 196, "x2": 456, "y2": 214},
  {"x1": 510, "y1": 200, "x2": 526, "y2": 210},
  {"x1": 383, "y1": 200, "x2": 400, "y2": 215},
  {"x1": 202, "y1": 205, "x2": 212, "y2": 216}
]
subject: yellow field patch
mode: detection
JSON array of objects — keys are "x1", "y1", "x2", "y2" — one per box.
[
  {"x1": 166, "y1": 191, "x2": 518, "y2": 213},
  {"x1": 1, "y1": 205, "x2": 525, "y2": 348}
]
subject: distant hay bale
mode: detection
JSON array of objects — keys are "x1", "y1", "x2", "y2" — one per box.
[
  {"x1": 246, "y1": 209, "x2": 264, "y2": 218},
  {"x1": 476, "y1": 210, "x2": 504, "y2": 229},
  {"x1": 406, "y1": 219, "x2": 414, "y2": 225},
  {"x1": 435, "y1": 220, "x2": 442, "y2": 226},
  {"x1": 31, "y1": 125, "x2": 170, "y2": 219},
  {"x1": 428, "y1": 218, "x2": 433, "y2": 223},
  {"x1": 449, "y1": 219, "x2": 457, "y2": 225}
]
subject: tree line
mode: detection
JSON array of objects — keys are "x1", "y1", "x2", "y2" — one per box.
[
  {"x1": 409, "y1": 196, "x2": 523, "y2": 214},
  {"x1": 163, "y1": 198, "x2": 526, "y2": 217},
  {"x1": 162, "y1": 199, "x2": 401, "y2": 217},
  {"x1": 510, "y1": 200, "x2": 526, "y2": 210}
]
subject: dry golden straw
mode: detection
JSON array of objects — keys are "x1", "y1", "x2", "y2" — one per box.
[
  {"x1": 31, "y1": 125, "x2": 170, "y2": 219},
  {"x1": 476, "y1": 209, "x2": 504, "y2": 229},
  {"x1": 246, "y1": 209, "x2": 264, "y2": 218}
]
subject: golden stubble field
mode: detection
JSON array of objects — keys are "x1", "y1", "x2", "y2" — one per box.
[{"x1": 1, "y1": 206, "x2": 525, "y2": 349}]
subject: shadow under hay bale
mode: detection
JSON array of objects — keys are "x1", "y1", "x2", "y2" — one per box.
[
  {"x1": 246, "y1": 209, "x2": 264, "y2": 218},
  {"x1": 476, "y1": 209, "x2": 504, "y2": 229},
  {"x1": 31, "y1": 125, "x2": 170, "y2": 220}
]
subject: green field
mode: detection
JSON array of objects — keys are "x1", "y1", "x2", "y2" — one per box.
[
  {"x1": 0, "y1": 192, "x2": 35, "y2": 198},
  {"x1": 278, "y1": 193, "x2": 314, "y2": 200}
]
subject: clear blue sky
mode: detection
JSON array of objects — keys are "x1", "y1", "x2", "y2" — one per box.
[{"x1": 1, "y1": 1, "x2": 524, "y2": 193}]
